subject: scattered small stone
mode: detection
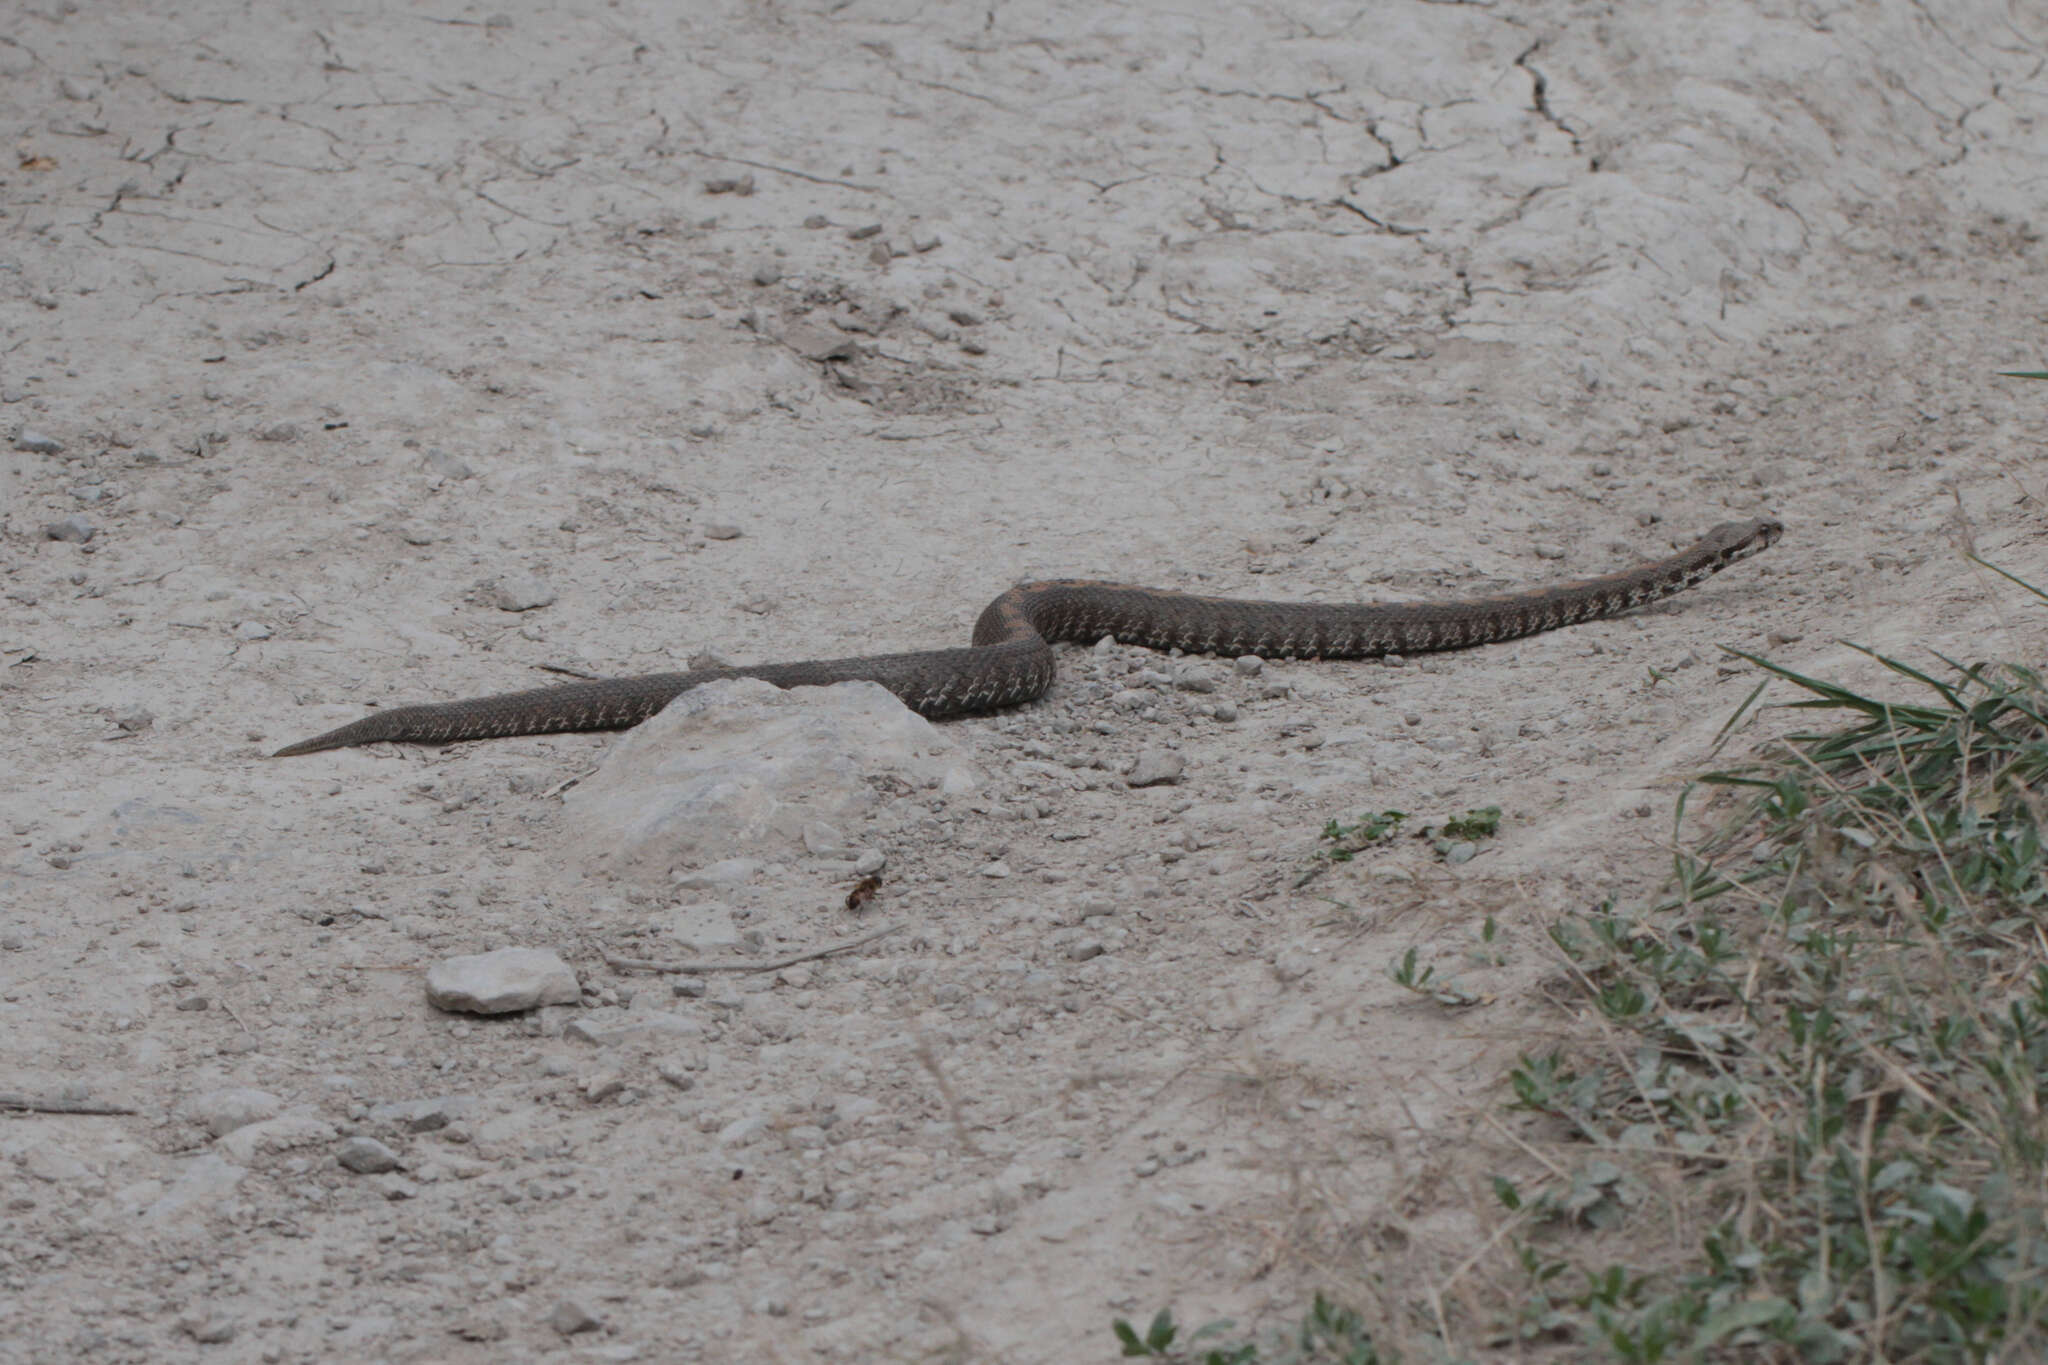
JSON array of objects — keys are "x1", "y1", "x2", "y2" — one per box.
[
  {"x1": 802, "y1": 821, "x2": 846, "y2": 856},
  {"x1": 703, "y1": 173, "x2": 755, "y2": 195},
  {"x1": 175, "y1": 995, "x2": 209, "y2": 1012},
  {"x1": 1259, "y1": 681, "x2": 1292, "y2": 699},
  {"x1": 847, "y1": 222, "x2": 883, "y2": 240},
  {"x1": 1272, "y1": 949, "x2": 1313, "y2": 983},
  {"x1": 424, "y1": 448, "x2": 473, "y2": 479},
  {"x1": 493, "y1": 575, "x2": 557, "y2": 612},
  {"x1": 1233, "y1": 655, "x2": 1264, "y2": 677},
  {"x1": 189, "y1": 1087, "x2": 283, "y2": 1138},
  {"x1": 703, "y1": 521, "x2": 744, "y2": 540},
  {"x1": 547, "y1": 1299, "x2": 602, "y2": 1336},
  {"x1": 367, "y1": 1095, "x2": 475, "y2": 1132},
  {"x1": 979, "y1": 860, "x2": 1011, "y2": 879},
  {"x1": 1132, "y1": 1157, "x2": 1161, "y2": 1178},
  {"x1": 15, "y1": 430, "x2": 62, "y2": 454},
  {"x1": 336, "y1": 1136, "x2": 403, "y2": 1174},
  {"x1": 113, "y1": 707, "x2": 154, "y2": 733},
  {"x1": 425, "y1": 947, "x2": 580, "y2": 1015},
  {"x1": 803, "y1": 214, "x2": 830, "y2": 229},
  {"x1": 1066, "y1": 940, "x2": 1105, "y2": 962},
  {"x1": 739, "y1": 594, "x2": 779, "y2": 614},
  {"x1": 959, "y1": 337, "x2": 987, "y2": 355},
  {"x1": 1533, "y1": 543, "x2": 1568, "y2": 560},
  {"x1": 179, "y1": 1313, "x2": 236, "y2": 1344},
  {"x1": 1173, "y1": 667, "x2": 1219, "y2": 693},
  {"x1": 59, "y1": 77, "x2": 93, "y2": 101},
  {"x1": 851, "y1": 848, "x2": 885, "y2": 875},
  {"x1": 1210, "y1": 702, "x2": 1238, "y2": 723},
  {"x1": 379, "y1": 1175, "x2": 418, "y2": 1200},
  {"x1": 947, "y1": 307, "x2": 982, "y2": 327},
  {"x1": 256, "y1": 422, "x2": 300, "y2": 443},
  {"x1": 584, "y1": 1071, "x2": 626, "y2": 1104},
  {"x1": 43, "y1": 515, "x2": 93, "y2": 543},
  {"x1": 1127, "y1": 750, "x2": 1184, "y2": 787},
  {"x1": 233, "y1": 621, "x2": 273, "y2": 641},
  {"x1": 911, "y1": 231, "x2": 942, "y2": 253},
  {"x1": 1443, "y1": 841, "x2": 1478, "y2": 865},
  {"x1": 751, "y1": 263, "x2": 782, "y2": 287}
]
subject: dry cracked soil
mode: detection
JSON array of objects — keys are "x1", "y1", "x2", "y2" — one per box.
[{"x1": 3, "y1": 1, "x2": 2047, "y2": 1362}]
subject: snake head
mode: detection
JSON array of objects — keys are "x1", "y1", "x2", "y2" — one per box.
[{"x1": 1704, "y1": 518, "x2": 1783, "y2": 562}]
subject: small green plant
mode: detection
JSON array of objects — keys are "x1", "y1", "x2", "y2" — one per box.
[
  {"x1": 1112, "y1": 1296, "x2": 1381, "y2": 1364},
  {"x1": 1319, "y1": 810, "x2": 1408, "y2": 860}
]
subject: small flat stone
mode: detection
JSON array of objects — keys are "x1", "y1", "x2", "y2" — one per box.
[
  {"x1": 1127, "y1": 750, "x2": 1184, "y2": 787},
  {"x1": 424, "y1": 448, "x2": 473, "y2": 479},
  {"x1": 1233, "y1": 655, "x2": 1264, "y2": 676},
  {"x1": 548, "y1": 1299, "x2": 603, "y2": 1335},
  {"x1": 336, "y1": 1135, "x2": 403, "y2": 1174},
  {"x1": 979, "y1": 860, "x2": 1011, "y2": 879},
  {"x1": 493, "y1": 575, "x2": 557, "y2": 612},
  {"x1": 15, "y1": 430, "x2": 62, "y2": 454},
  {"x1": 44, "y1": 515, "x2": 94, "y2": 543},
  {"x1": 703, "y1": 522, "x2": 744, "y2": 540},
  {"x1": 233, "y1": 621, "x2": 273, "y2": 641},
  {"x1": 426, "y1": 947, "x2": 580, "y2": 1015},
  {"x1": 189, "y1": 1087, "x2": 283, "y2": 1138},
  {"x1": 366, "y1": 1095, "x2": 476, "y2": 1132}
]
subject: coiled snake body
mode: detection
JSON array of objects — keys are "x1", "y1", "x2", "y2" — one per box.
[{"x1": 274, "y1": 518, "x2": 1781, "y2": 757}]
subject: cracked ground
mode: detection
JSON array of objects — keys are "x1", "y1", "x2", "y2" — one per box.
[{"x1": 3, "y1": 1, "x2": 2046, "y2": 1361}]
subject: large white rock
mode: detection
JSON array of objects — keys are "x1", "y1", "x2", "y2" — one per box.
[
  {"x1": 563, "y1": 678, "x2": 979, "y2": 876},
  {"x1": 426, "y1": 947, "x2": 581, "y2": 1014}
]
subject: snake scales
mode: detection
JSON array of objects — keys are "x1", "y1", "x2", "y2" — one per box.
[{"x1": 273, "y1": 518, "x2": 1781, "y2": 757}]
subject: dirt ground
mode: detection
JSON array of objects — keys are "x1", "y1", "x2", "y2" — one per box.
[{"x1": 4, "y1": 2, "x2": 2046, "y2": 1361}]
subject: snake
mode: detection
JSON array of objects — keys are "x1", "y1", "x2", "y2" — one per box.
[{"x1": 272, "y1": 517, "x2": 1781, "y2": 757}]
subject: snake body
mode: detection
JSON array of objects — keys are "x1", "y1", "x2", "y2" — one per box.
[{"x1": 273, "y1": 518, "x2": 1781, "y2": 757}]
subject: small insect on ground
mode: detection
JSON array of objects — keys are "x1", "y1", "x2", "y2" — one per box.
[{"x1": 845, "y1": 875, "x2": 882, "y2": 912}]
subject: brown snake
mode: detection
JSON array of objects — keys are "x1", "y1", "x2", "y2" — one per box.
[{"x1": 273, "y1": 518, "x2": 1781, "y2": 757}]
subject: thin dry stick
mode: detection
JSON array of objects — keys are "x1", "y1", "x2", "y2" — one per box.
[
  {"x1": 914, "y1": 1036, "x2": 982, "y2": 1156},
  {"x1": 0, "y1": 1093, "x2": 139, "y2": 1116},
  {"x1": 604, "y1": 922, "x2": 903, "y2": 975}
]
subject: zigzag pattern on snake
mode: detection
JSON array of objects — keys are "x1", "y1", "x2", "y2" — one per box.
[{"x1": 273, "y1": 518, "x2": 1781, "y2": 757}]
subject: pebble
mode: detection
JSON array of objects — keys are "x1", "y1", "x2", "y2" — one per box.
[
  {"x1": 425, "y1": 947, "x2": 580, "y2": 1014},
  {"x1": 1127, "y1": 750, "x2": 1184, "y2": 787},
  {"x1": 979, "y1": 860, "x2": 1012, "y2": 878},
  {"x1": 1443, "y1": 841, "x2": 1478, "y2": 865},
  {"x1": 847, "y1": 223, "x2": 883, "y2": 240},
  {"x1": 493, "y1": 575, "x2": 557, "y2": 612},
  {"x1": 802, "y1": 821, "x2": 846, "y2": 855},
  {"x1": 44, "y1": 515, "x2": 94, "y2": 543},
  {"x1": 1272, "y1": 949, "x2": 1314, "y2": 982},
  {"x1": 1066, "y1": 940, "x2": 1105, "y2": 962},
  {"x1": 336, "y1": 1136, "x2": 403, "y2": 1174},
  {"x1": 15, "y1": 430, "x2": 61, "y2": 454},
  {"x1": 256, "y1": 422, "x2": 300, "y2": 443},
  {"x1": 751, "y1": 264, "x2": 782, "y2": 286},
  {"x1": 367, "y1": 1095, "x2": 474, "y2": 1132},
  {"x1": 1233, "y1": 655, "x2": 1264, "y2": 676},
  {"x1": 547, "y1": 1300, "x2": 603, "y2": 1336},
  {"x1": 1533, "y1": 543, "x2": 1567, "y2": 560},
  {"x1": 852, "y1": 848, "x2": 886, "y2": 875},
  {"x1": 113, "y1": 707, "x2": 154, "y2": 732},
  {"x1": 233, "y1": 620, "x2": 273, "y2": 641},
  {"x1": 189, "y1": 1087, "x2": 283, "y2": 1138},
  {"x1": 1173, "y1": 666, "x2": 1219, "y2": 693},
  {"x1": 179, "y1": 1313, "x2": 236, "y2": 1344},
  {"x1": 1210, "y1": 703, "x2": 1238, "y2": 723},
  {"x1": 423, "y1": 447, "x2": 473, "y2": 479},
  {"x1": 704, "y1": 521, "x2": 744, "y2": 540}
]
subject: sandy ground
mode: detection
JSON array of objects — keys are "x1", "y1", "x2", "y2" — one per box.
[{"x1": 4, "y1": 1, "x2": 2046, "y2": 1361}]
